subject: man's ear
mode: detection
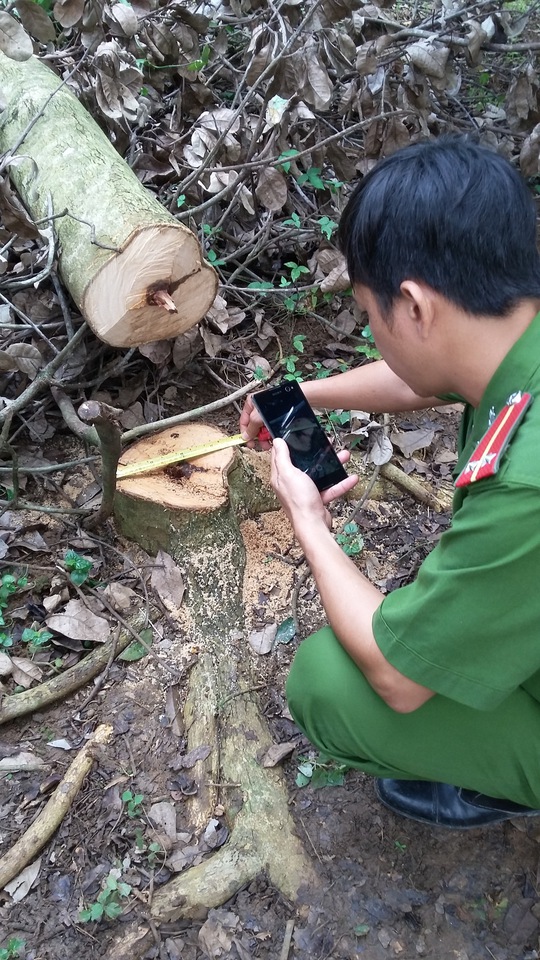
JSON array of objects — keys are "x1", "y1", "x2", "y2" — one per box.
[{"x1": 399, "y1": 280, "x2": 437, "y2": 340}]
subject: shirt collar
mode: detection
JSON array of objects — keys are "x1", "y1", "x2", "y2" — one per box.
[{"x1": 474, "y1": 309, "x2": 540, "y2": 431}]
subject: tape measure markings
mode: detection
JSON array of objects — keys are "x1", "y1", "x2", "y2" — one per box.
[{"x1": 116, "y1": 433, "x2": 247, "y2": 480}]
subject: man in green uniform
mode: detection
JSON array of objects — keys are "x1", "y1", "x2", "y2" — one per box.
[{"x1": 240, "y1": 136, "x2": 540, "y2": 828}]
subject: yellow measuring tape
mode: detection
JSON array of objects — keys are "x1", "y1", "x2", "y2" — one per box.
[{"x1": 116, "y1": 433, "x2": 247, "y2": 480}]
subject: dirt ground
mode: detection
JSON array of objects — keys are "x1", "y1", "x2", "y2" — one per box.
[{"x1": 1, "y1": 389, "x2": 540, "y2": 960}]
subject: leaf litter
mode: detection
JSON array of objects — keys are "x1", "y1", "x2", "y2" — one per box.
[{"x1": 0, "y1": 0, "x2": 539, "y2": 956}]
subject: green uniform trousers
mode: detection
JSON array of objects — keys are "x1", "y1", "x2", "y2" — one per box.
[{"x1": 286, "y1": 627, "x2": 540, "y2": 810}]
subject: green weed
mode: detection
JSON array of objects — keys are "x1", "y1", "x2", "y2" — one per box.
[
  {"x1": 122, "y1": 789, "x2": 144, "y2": 818},
  {"x1": 296, "y1": 754, "x2": 350, "y2": 788},
  {"x1": 336, "y1": 521, "x2": 364, "y2": 557},
  {"x1": 79, "y1": 869, "x2": 132, "y2": 923},
  {"x1": 63, "y1": 550, "x2": 93, "y2": 586},
  {"x1": 0, "y1": 938, "x2": 25, "y2": 960}
]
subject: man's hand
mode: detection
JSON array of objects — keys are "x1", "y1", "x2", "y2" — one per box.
[
  {"x1": 239, "y1": 393, "x2": 272, "y2": 449},
  {"x1": 270, "y1": 438, "x2": 358, "y2": 531}
]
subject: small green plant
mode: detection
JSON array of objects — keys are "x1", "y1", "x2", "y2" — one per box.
[
  {"x1": 187, "y1": 44, "x2": 211, "y2": 71},
  {"x1": 277, "y1": 148, "x2": 300, "y2": 173},
  {"x1": 295, "y1": 754, "x2": 350, "y2": 788},
  {"x1": 355, "y1": 325, "x2": 381, "y2": 360},
  {"x1": 206, "y1": 248, "x2": 226, "y2": 267},
  {"x1": 0, "y1": 573, "x2": 27, "y2": 627},
  {"x1": 394, "y1": 839, "x2": 407, "y2": 853},
  {"x1": 0, "y1": 632, "x2": 12, "y2": 649},
  {"x1": 134, "y1": 829, "x2": 164, "y2": 867},
  {"x1": 21, "y1": 627, "x2": 53, "y2": 648},
  {"x1": 318, "y1": 216, "x2": 339, "y2": 240},
  {"x1": 122, "y1": 789, "x2": 144, "y2": 818},
  {"x1": 284, "y1": 261, "x2": 310, "y2": 283},
  {"x1": 79, "y1": 869, "x2": 132, "y2": 923},
  {"x1": 283, "y1": 212, "x2": 301, "y2": 229},
  {"x1": 63, "y1": 550, "x2": 93, "y2": 586},
  {"x1": 336, "y1": 521, "x2": 364, "y2": 557},
  {"x1": 0, "y1": 937, "x2": 25, "y2": 960}
]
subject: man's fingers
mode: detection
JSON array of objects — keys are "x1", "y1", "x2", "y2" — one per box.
[{"x1": 320, "y1": 473, "x2": 359, "y2": 505}]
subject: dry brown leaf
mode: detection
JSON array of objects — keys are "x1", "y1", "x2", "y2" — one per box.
[
  {"x1": 106, "y1": 2, "x2": 138, "y2": 37},
  {"x1": 0, "y1": 351, "x2": 20, "y2": 373},
  {"x1": 15, "y1": 0, "x2": 56, "y2": 41},
  {"x1": 5, "y1": 343, "x2": 42, "y2": 379},
  {"x1": 46, "y1": 599, "x2": 110, "y2": 644},
  {"x1": 303, "y1": 41, "x2": 333, "y2": 110},
  {"x1": 148, "y1": 801, "x2": 177, "y2": 841},
  {"x1": 0, "y1": 10, "x2": 32, "y2": 60},
  {"x1": 4, "y1": 858, "x2": 41, "y2": 902},
  {"x1": 465, "y1": 20, "x2": 488, "y2": 65},
  {"x1": 406, "y1": 39, "x2": 450, "y2": 80},
  {"x1": 248, "y1": 624, "x2": 276, "y2": 655},
  {"x1": 0, "y1": 651, "x2": 12, "y2": 677},
  {"x1": 320, "y1": 258, "x2": 350, "y2": 293},
  {"x1": 391, "y1": 425, "x2": 437, "y2": 458},
  {"x1": 52, "y1": 0, "x2": 84, "y2": 29},
  {"x1": 150, "y1": 550, "x2": 185, "y2": 614},
  {"x1": 520, "y1": 123, "x2": 540, "y2": 178},
  {"x1": 255, "y1": 167, "x2": 288, "y2": 212},
  {"x1": 261, "y1": 742, "x2": 296, "y2": 767},
  {"x1": 0, "y1": 751, "x2": 47, "y2": 772},
  {"x1": 506, "y1": 66, "x2": 539, "y2": 127},
  {"x1": 10, "y1": 655, "x2": 43, "y2": 688},
  {"x1": 356, "y1": 41, "x2": 377, "y2": 77},
  {"x1": 138, "y1": 340, "x2": 172, "y2": 366}
]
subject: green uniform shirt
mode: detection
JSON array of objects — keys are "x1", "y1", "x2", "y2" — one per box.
[{"x1": 373, "y1": 311, "x2": 540, "y2": 711}]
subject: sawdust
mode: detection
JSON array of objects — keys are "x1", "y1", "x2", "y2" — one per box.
[{"x1": 240, "y1": 510, "x2": 300, "y2": 633}]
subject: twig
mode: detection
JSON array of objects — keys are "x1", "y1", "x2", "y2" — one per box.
[
  {"x1": 0, "y1": 723, "x2": 113, "y2": 890},
  {"x1": 291, "y1": 563, "x2": 309, "y2": 636},
  {"x1": 0, "y1": 322, "x2": 87, "y2": 427},
  {"x1": 72, "y1": 624, "x2": 121, "y2": 718},
  {"x1": 174, "y1": 0, "x2": 326, "y2": 199},
  {"x1": 121, "y1": 379, "x2": 262, "y2": 444},
  {"x1": 0, "y1": 456, "x2": 99, "y2": 475},
  {"x1": 279, "y1": 919, "x2": 296, "y2": 960},
  {"x1": 0, "y1": 624, "x2": 139, "y2": 725},
  {"x1": 1, "y1": 194, "x2": 56, "y2": 290},
  {"x1": 51, "y1": 387, "x2": 98, "y2": 445},
  {"x1": 77, "y1": 400, "x2": 123, "y2": 526}
]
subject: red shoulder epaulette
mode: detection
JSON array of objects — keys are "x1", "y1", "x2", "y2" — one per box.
[{"x1": 455, "y1": 391, "x2": 533, "y2": 488}]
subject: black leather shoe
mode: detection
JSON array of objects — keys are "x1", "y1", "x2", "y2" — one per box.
[{"x1": 375, "y1": 778, "x2": 540, "y2": 829}]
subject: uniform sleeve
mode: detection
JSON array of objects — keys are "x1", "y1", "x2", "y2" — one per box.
[{"x1": 372, "y1": 481, "x2": 540, "y2": 710}]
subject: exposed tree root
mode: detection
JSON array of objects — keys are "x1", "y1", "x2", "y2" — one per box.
[
  {"x1": 111, "y1": 423, "x2": 317, "y2": 945},
  {"x1": 0, "y1": 620, "x2": 138, "y2": 725},
  {"x1": 0, "y1": 724, "x2": 112, "y2": 890},
  {"x1": 381, "y1": 461, "x2": 453, "y2": 512}
]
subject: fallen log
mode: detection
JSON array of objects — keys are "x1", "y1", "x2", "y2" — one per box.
[
  {"x1": 113, "y1": 423, "x2": 317, "y2": 925},
  {"x1": 0, "y1": 723, "x2": 112, "y2": 890},
  {"x1": 0, "y1": 52, "x2": 217, "y2": 347}
]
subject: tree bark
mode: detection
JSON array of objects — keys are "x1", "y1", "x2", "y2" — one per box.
[
  {"x1": 0, "y1": 53, "x2": 217, "y2": 347},
  {"x1": 114, "y1": 423, "x2": 317, "y2": 923}
]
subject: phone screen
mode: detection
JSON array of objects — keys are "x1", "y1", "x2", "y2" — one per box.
[{"x1": 252, "y1": 381, "x2": 348, "y2": 492}]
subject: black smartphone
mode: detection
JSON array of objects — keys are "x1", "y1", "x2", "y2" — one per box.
[{"x1": 252, "y1": 381, "x2": 348, "y2": 492}]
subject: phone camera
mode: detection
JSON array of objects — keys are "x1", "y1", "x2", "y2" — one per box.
[{"x1": 285, "y1": 384, "x2": 293, "y2": 392}]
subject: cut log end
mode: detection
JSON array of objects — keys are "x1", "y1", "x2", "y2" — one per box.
[
  {"x1": 117, "y1": 423, "x2": 237, "y2": 512},
  {"x1": 82, "y1": 226, "x2": 218, "y2": 347}
]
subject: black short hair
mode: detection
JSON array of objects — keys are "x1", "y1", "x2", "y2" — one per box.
[{"x1": 337, "y1": 136, "x2": 540, "y2": 317}]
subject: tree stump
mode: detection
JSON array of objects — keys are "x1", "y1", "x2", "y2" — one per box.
[
  {"x1": 0, "y1": 53, "x2": 217, "y2": 347},
  {"x1": 114, "y1": 423, "x2": 318, "y2": 925}
]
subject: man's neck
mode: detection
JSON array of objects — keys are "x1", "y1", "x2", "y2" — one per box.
[{"x1": 446, "y1": 300, "x2": 540, "y2": 408}]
